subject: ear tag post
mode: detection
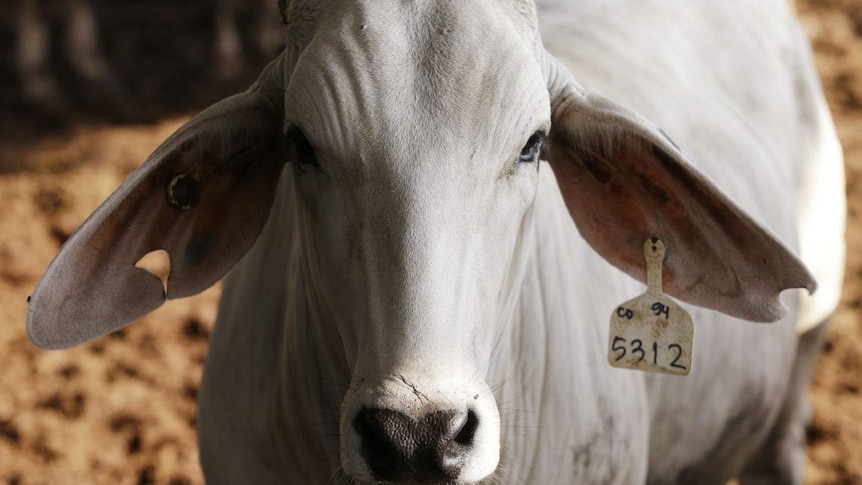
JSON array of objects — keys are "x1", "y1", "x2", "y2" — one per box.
[{"x1": 608, "y1": 239, "x2": 693, "y2": 376}]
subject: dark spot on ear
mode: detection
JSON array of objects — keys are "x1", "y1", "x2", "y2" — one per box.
[
  {"x1": 652, "y1": 145, "x2": 690, "y2": 184},
  {"x1": 608, "y1": 181, "x2": 625, "y2": 194},
  {"x1": 578, "y1": 153, "x2": 613, "y2": 184},
  {"x1": 651, "y1": 145, "x2": 748, "y2": 245},
  {"x1": 185, "y1": 232, "x2": 219, "y2": 267},
  {"x1": 166, "y1": 174, "x2": 201, "y2": 210},
  {"x1": 635, "y1": 172, "x2": 670, "y2": 204},
  {"x1": 26, "y1": 295, "x2": 31, "y2": 303}
]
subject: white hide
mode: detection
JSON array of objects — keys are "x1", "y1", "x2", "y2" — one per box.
[
  {"x1": 797, "y1": 92, "x2": 846, "y2": 333},
  {"x1": 200, "y1": 2, "x2": 840, "y2": 485}
]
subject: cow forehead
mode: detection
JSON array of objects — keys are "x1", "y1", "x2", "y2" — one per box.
[{"x1": 283, "y1": 0, "x2": 549, "y2": 168}]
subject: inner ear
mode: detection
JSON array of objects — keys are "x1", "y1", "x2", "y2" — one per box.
[
  {"x1": 135, "y1": 249, "x2": 171, "y2": 294},
  {"x1": 542, "y1": 63, "x2": 816, "y2": 322}
]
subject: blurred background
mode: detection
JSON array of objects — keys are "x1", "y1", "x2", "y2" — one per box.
[
  {"x1": 0, "y1": 0, "x2": 283, "y2": 141},
  {"x1": 0, "y1": 0, "x2": 859, "y2": 484}
]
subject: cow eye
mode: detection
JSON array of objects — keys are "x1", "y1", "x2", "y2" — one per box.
[
  {"x1": 285, "y1": 127, "x2": 318, "y2": 171},
  {"x1": 518, "y1": 131, "x2": 546, "y2": 164}
]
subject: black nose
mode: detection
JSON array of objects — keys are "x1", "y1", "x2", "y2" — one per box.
[{"x1": 354, "y1": 407, "x2": 479, "y2": 482}]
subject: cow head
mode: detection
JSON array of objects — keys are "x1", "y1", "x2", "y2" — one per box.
[{"x1": 27, "y1": 1, "x2": 815, "y2": 483}]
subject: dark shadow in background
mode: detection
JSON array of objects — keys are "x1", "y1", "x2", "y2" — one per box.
[{"x1": 0, "y1": 0, "x2": 283, "y2": 149}]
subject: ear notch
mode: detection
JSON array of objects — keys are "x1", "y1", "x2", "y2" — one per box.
[
  {"x1": 27, "y1": 90, "x2": 287, "y2": 349},
  {"x1": 546, "y1": 62, "x2": 816, "y2": 323}
]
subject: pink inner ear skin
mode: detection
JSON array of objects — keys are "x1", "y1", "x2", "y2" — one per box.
[{"x1": 549, "y1": 125, "x2": 815, "y2": 323}]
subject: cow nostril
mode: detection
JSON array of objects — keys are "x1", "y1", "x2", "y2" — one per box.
[
  {"x1": 453, "y1": 409, "x2": 479, "y2": 446},
  {"x1": 353, "y1": 407, "x2": 400, "y2": 475},
  {"x1": 440, "y1": 410, "x2": 477, "y2": 473}
]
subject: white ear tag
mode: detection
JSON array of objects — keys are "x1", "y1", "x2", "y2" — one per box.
[{"x1": 608, "y1": 239, "x2": 693, "y2": 376}]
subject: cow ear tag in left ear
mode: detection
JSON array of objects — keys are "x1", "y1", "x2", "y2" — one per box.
[{"x1": 608, "y1": 239, "x2": 693, "y2": 376}]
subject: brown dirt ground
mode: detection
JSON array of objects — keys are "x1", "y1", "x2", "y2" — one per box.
[{"x1": 0, "y1": 1, "x2": 860, "y2": 484}]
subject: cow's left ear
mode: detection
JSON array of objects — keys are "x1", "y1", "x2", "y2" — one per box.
[
  {"x1": 27, "y1": 59, "x2": 289, "y2": 350},
  {"x1": 543, "y1": 54, "x2": 816, "y2": 322}
]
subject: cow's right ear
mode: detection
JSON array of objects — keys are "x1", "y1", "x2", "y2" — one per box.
[
  {"x1": 27, "y1": 59, "x2": 289, "y2": 350},
  {"x1": 543, "y1": 54, "x2": 816, "y2": 323}
]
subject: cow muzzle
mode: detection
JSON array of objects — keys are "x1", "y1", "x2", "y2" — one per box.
[
  {"x1": 354, "y1": 407, "x2": 478, "y2": 481},
  {"x1": 340, "y1": 376, "x2": 500, "y2": 484}
]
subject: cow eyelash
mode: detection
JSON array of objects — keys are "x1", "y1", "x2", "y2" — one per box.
[
  {"x1": 518, "y1": 131, "x2": 546, "y2": 164},
  {"x1": 285, "y1": 127, "x2": 319, "y2": 171}
]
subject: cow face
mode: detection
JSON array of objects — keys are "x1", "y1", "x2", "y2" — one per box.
[{"x1": 281, "y1": 2, "x2": 548, "y2": 482}]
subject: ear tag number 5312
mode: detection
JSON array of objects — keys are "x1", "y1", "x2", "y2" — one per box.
[{"x1": 608, "y1": 239, "x2": 693, "y2": 376}]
